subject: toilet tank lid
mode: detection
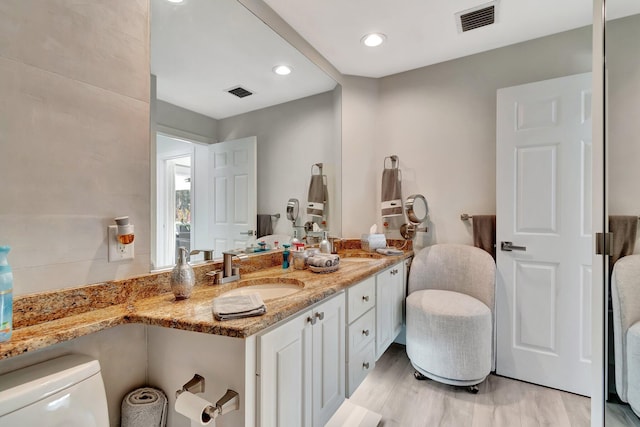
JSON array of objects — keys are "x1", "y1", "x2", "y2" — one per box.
[{"x1": 0, "y1": 354, "x2": 102, "y2": 417}]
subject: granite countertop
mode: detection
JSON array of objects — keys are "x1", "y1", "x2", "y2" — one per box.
[{"x1": 0, "y1": 248, "x2": 412, "y2": 360}]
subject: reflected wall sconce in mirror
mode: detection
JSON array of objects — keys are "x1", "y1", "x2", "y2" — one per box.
[
  {"x1": 400, "y1": 194, "x2": 429, "y2": 240},
  {"x1": 108, "y1": 216, "x2": 135, "y2": 262}
]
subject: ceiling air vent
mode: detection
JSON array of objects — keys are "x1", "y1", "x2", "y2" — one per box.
[
  {"x1": 227, "y1": 86, "x2": 253, "y2": 98},
  {"x1": 455, "y1": 1, "x2": 498, "y2": 33}
]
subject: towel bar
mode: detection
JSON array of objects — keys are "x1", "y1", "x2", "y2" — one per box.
[
  {"x1": 461, "y1": 213, "x2": 473, "y2": 221},
  {"x1": 271, "y1": 213, "x2": 280, "y2": 219}
]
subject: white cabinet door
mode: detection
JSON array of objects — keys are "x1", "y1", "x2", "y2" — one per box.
[
  {"x1": 258, "y1": 293, "x2": 345, "y2": 427},
  {"x1": 258, "y1": 309, "x2": 313, "y2": 427},
  {"x1": 375, "y1": 262, "x2": 404, "y2": 360},
  {"x1": 392, "y1": 261, "x2": 405, "y2": 338},
  {"x1": 312, "y1": 295, "x2": 346, "y2": 427},
  {"x1": 376, "y1": 271, "x2": 393, "y2": 360}
]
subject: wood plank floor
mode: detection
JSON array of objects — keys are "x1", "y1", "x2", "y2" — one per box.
[{"x1": 349, "y1": 343, "x2": 591, "y2": 427}]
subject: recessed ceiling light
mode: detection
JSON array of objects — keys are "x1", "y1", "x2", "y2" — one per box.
[
  {"x1": 273, "y1": 65, "x2": 293, "y2": 76},
  {"x1": 361, "y1": 33, "x2": 386, "y2": 47},
  {"x1": 166, "y1": 0, "x2": 184, "y2": 3}
]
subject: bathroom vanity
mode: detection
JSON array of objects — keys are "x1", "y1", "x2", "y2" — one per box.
[{"x1": 0, "y1": 246, "x2": 411, "y2": 427}]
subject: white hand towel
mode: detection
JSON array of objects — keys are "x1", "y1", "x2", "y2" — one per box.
[
  {"x1": 212, "y1": 294, "x2": 266, "y2": 320},
  {"x1": 308, "y1": 254, "x2": 340, "y2": 267}
]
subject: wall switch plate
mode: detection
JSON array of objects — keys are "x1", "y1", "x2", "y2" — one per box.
[{"x1": 108, "y1": 225, "x2": 134, "y2": 262}]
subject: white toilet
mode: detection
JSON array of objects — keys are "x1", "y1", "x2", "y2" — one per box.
[{"x1": 0, "y1": 354, "x2": 109, "y2": 426}]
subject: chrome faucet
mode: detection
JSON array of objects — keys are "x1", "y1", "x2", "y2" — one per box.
[{"x1": 190, "y1": 249, "x2": 214, "y2": 261}]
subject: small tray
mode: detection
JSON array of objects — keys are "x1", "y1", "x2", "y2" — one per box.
[{"x1": 309, "y1": 264, "x2": 340, "y2": 274}]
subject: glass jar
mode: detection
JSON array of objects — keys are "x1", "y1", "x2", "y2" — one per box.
[{"x1": 292, "y1": 251, "x2": 308, "y2": 270}]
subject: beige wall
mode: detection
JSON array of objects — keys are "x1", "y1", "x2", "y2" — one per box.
[
  {"x1": 0, "y1": 0, "x2": 151, "y2": 296},
  {"x1": 0, "y1": 2, "x2": 151, "y2": 426},
  {"x1": 156, "y1": 100, "x2": 218, "y2": 141},
  {"x1": 340, "y1": 76, "x2": 380, "y2": 236},
  {"x1": 340, "y1": 25, "x2": 593, "y2": 247}
]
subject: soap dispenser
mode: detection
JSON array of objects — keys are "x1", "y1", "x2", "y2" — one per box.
[
  {"x1": 282, "y1": 244, "x2": 291, "y2": 269},
  {"x1": 171, "y1": 247, "x2": 195, "y2": 300},
  {"x1": 320, "y1": 231, "x2": 331, "y2": 254}
]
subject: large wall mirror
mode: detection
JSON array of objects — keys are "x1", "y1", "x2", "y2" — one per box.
[
  {"x1": 150, "y1": 0, "x2": 340, "y2": 269},
  {"x1": 603, "y1": 1, "x2": 640, "y2": 425}
]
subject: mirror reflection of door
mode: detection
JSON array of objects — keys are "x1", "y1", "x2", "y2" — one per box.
[
  {"x1": 154, "y1": 133, "x2": 258, "y2": 268},
  {"x1": 210, "y1": 137, "x2": 257, "y2": 254},
  {"x1": 604, "y1": 2, "x2": 640, "y2": 425}
]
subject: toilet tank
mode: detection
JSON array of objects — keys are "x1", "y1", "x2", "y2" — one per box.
[{"x1": 0, "y1": 354, "x2": 109, "y2": 426}]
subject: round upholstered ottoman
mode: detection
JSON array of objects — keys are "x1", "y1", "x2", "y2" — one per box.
[
  {"x1": 628, "y1": 322, "x2": 640, "y2": 417},
  {"x1": 406, "y1": 289, "x2": 492, "y2": 386}
]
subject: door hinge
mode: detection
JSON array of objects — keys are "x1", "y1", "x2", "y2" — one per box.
[{"x1": 595, "y1": 232, "x2": 612, "y2": 255}]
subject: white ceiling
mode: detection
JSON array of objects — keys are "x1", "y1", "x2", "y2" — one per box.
[
  {"x1": 152, "y1": 0, "x2": 640, "y2": 119},
  {"x1": 262, "y1": 0, "x2": 640, "y2": 78},
  {"x1": 151, "y1": 0, "x2": 337, "y2": 120}
]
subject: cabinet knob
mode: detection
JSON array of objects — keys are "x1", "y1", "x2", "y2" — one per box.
[
  {"x1": 363, "y1": 362, "x2": 370, "y2": 370},
  {"x1": 362, "y1": 295, "x2": 370, "y2": 302},
  {"x1": 362, "y1": 329, "x2": 370, "y2": 337},
  {"x1": 307, "y1": 315, "x2": 317, "y2": 325},
  {"x1": 315, "y1": 311, "x2": 325, "y2": 321}
]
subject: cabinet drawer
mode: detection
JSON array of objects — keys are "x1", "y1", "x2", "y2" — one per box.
[
  {"x1": 347, "y1": 308, "x2": 375, "y2": 357},
  {"x1": 347, "y1": 341, "x2": 376, "y2": 397},
  {"x1": 347, "y1": 276, "x2": 376, "y2": 323}
]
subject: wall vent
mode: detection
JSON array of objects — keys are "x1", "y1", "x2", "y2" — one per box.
[
  {"x1": 455, "y1": 1, "x2": 498, "y2": 33},
  {"x1": 227, "y1": 86, "x2": 253, "y2": 98}
]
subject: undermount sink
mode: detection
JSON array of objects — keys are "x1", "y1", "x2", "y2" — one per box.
[{"x1": 219, "y1": 278, "x2": 304, "y2": 301}]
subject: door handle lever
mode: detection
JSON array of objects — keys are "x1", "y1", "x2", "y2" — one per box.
[
  {"x1": 239, "y1": 230, "x2": 255, "y2": 236},
  {"x1": 501, "y1": 241, "x2": 527, "y2": 252}
]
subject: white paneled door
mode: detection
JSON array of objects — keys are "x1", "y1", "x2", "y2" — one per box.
[
  {"x1": 210, "y1": 136, "x2": 257, "y2": 253},
  {"x1": 496, "y1": 73, "x2": 592, "y2": 396}
]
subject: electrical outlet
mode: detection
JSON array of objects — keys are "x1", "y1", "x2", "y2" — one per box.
[{"x1": 108, "y1": 225, "x2": 135, "y2": 262}]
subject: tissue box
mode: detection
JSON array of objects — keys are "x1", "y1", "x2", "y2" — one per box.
[{"x1": 361, "y1": 234, "x2": 387, "y2": 252}]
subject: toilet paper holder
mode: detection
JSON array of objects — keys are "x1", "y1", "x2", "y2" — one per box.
[
  {"x1": 176, "y1": 374, "x2": 240, "y2": 421},
  {"x1": 177, "y1": 374, "x2": 206, "y2": 397}
]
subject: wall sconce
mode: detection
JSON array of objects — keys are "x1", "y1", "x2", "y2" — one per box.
[{"x1": 108, "y1": 216, "x2": 135, "y2": 262}]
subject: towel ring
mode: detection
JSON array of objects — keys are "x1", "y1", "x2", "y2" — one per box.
[
  {"x1": 311, "y1": 163, "x2": 323, "y2": 175},
  {"x1": 383, "y1": 155, "x2": 399, "y2": 170}
]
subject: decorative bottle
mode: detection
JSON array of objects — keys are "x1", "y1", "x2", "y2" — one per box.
[
  {"x1": 0, "y1": 246, "x2": 13, "y2": 342},
  {"x1": 171, "y1": 247, "x2": 195, "y2": 300},
  {"x1": 320, "y1": 231, "x2": 331, "y2": 254}
]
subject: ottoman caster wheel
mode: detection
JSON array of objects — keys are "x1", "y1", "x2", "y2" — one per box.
[
  {"x1": 467, "y1": 385, "x2": 479, "y2": 394},
  {"x1": 413, "y1": 371, "x2": 428, "y2": 381}
]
